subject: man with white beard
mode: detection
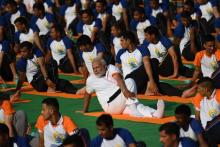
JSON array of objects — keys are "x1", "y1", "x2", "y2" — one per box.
[{"x1": 82, "y1": 57, "x2": 165, "y2": 118}]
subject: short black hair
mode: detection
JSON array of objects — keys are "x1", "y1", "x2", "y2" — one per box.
[
  {"x1": 33, "y1": 2, "x2": 45, "y2": 12},
  {"x1": 42, "y1": 97, "x2": 59, "y2": 111},
  {"x1": 203, "y1": 34, "x2": 215, "y2": 44},
  {"x1": 121, "y1": 31, "x2": 139, "y2": 45},
  {"x1": 51, "y1": 24, "x2": 63, "y2": 34},
  {"x1": 77, "y1": 35, "x2": 92, "y2": 46},
  {"x1": 133, "y1": 7, "x2": 145, "y2": 14},
  {"x1": 96, "y1": 114, "x2": 113, "y2": 128},
  {"x1": 184, "y1": 0, "x2": 194, "y2": 8},
  {"x1": 159, "y1": 123, "x2": 180, "y2": 139},
  {"x1": 181, "y1": 11, "x2": 191, "y2": 19},
  {"x1": 144, "y1": 26, "x2": 160, "y2": 38},
  {"x1": 175, "y1": 104, "x2": 191, "y2": 117},
  {"x1": 14, "y1": 16, "x2": 28, "y2": 27},
  {"x1": 61, "y1": 134, "x2": 84, "y2": 147},
  {"x1": 20, "y1": 41, "x2": 33, "y2": 51},
  {"x1": 80, "y1": 9, "x2": 94, "y2": 17},
  {"x1": 197, "y1": 77, "x2": 215, "y2": 90},
  {"x1": 5, "y1": 0, "x2": 17, "y2": 6},
  {"x1": 96, "y1": 0, "x2": 107, "y2": 6},
  {"x1": 0, "y1": 123, "x2": 9, "y2": 136}
]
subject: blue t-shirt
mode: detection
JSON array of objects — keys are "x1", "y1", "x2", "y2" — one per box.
[
  {"x1": 76, "y1": 19, "x2": 102, "y2": 34},
  {"x1": 0, "y1": 40, "x2": 10, "y2": 53},
  {"x1": 91, "y1": 128, "x2": 136, "y2": 147}
]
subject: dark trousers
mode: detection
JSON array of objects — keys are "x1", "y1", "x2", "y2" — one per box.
[
  {"x1": 30, "y1": 60, "x2": 77, "y2": 93},
  {"x1": 211, "y1": 66, "x2": 220, "y2": 89},
  {"x1": 59, "y1": 56, "x2": 74, "y2": 73},
  {"x1": 205, "y1": 118, "x2": 220, "y2": 147},
  {"x1": 0, "y1": 54, "x2": 13, "y2": 81},
  {"x1": 182, "y1": 42, "x2": 195, "y2": 61},
  {"x1": 159, "y1": 54, "x2": 194, "y2": 78},
  {"x1": 125, "y1": 59, "x2": 160, "y2": 94}
]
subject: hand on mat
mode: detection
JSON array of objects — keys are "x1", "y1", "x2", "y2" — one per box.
[
  {"x1": 122, "y1": 89, "x2": 135, "y2": 99},
  {"x1": 0, "y1": 76, "x2": 5, "y2": 83},
  {"x1": 46, "y1": 79, "x2": 56, "y2": 89},
  {"x1": 10, "y1": 92, "x2": 21, "y2": 102},
  {"x1": 167, "y1": 74, "x2": 178, "y2": 79},
  {"x1": 146, "y1": 81, "x2": 159, "y2": 95}
]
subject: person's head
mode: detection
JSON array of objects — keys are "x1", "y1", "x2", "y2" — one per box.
[
  {"x1": 149, "y1": 0, "x2": 159, "y2": 9},
  {"x1": 112, "y1": 0, "x2": 120, "y2": 5},
  {"x1": 180, "y1": 11, "x2": 192, "y2": 26},
  {"x1": 96, "y1": 114, "x2": 114, "y2": 139},
  {"x1": 159, "y1": 122, "x2": 180, "y2": 147},
  {"x1": 80, "y1": 9, "x2": 94, "y2": 24},
  {"x1": 95, "y1": 0, "x2": 106, "y2": 13},
  {"x1": 77, "y1": 35, "x2": 93, "y2": 51},
  {"x1": 196, "y1": 0, "x2": 207, "y2": 5},
  {"x1": 111, "y1": 23, "x2": 122, "y2": 37},
  {"x1": 183, "y1": 0, "x2": 194, "y2": 13},
  {"x1": 41, "y1": 97, "x2": 59, "y2": 120},
  {"x1": 50, "y1": 25, "x2": 63, "y2": 40},
  {"x1": 175, "y1": 104, "x2": 191, "y2": 127},
  {"x1": 203, "y1": 35, "x2": 216, "y2": 55},
  {"x1": 5, "y1": 0, "x2": 17, "y2": 13},
  {"x1": 144, "y1": 26, "x2": 160, "y2": 42},
  {"x1": 133, "y1": 7, "x2": 145, "y2": 21},
  {"x1": 92, "y1": 57, "x2": 107, "y2": 77},
  {"x1": 197, "y1": 77, "x2": 215, "y2": 97},
  {"x1": 65, "y1": 0, "x2": 74, "y2": 6},
  {"x1": 121, "y1": 31, "x2": 139, "y2": 48},
  {"x1": 61, "y1": 134, "x2": 84, "y2": 147},
  {"x1": 0, "y1": 123, "x2": 10, "y2": 146},
  {"x1": 33, "y1": 2, "x2": 45, "y2": 17},
  {"x1": 14, "y1": 17, "x2": 28, "y2": 32},
  {"x1": 19, "y1": 41, "x2": 34, "y2": 59}
]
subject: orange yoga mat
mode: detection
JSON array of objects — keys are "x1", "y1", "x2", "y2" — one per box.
[
  {"x1": 84, "y1": 112, "x2": 176, "y2": 124},
  {"x1": 137, "y1": 95, "x2": 193, "y2": 104},
  {"x1": 71, "y1": 79, "x2": 84, "y2": 84},
  {"x1": 12, "y1": 99, "x2": 32, "y2": 103},
  {"x1": 181, "y1": 57, "x2": 194, "y2": 64},
  {"x1": 159, "y1": 76, "x2": 192, "y2": 81}
]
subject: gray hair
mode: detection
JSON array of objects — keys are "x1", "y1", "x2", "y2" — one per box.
[{"x1": 92, "y1": 57, "x2": 106, "y2": 66}]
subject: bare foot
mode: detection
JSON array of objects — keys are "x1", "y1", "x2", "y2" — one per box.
[
  {"x1": 153, "y1": 100, "x2": 165, "y2": 118},
  {"x1": 47, "y1": 87, "x2": 56, "y2": 93}
]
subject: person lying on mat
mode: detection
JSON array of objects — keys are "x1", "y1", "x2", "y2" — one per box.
[
  {"x1": 10, "y1": 41, "x2": 77, "y2": 101},
  {"x1": 82, "y1": 57, "x2": 165, "y2": 118},
  {"x1": 174, "y1": 104, "x2": 208, "y2": 147},
  {"x1": 159, "y1": 122, "x2": 198, "y2": 147},
  {"x1": 192, "y1": 77, "x2": 220, "y2": 147},
  {"x1": 0, "y1": 92, "x2": 36, "y2": 147},
  {"x1": 91, "y1": 114, "x2": 140, "y2": 147},
  {"x1": 35, "y1": 97, "x2": 79, "y2": 147}
]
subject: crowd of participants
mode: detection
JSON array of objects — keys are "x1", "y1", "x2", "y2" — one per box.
[{"x1": 0, "y1": 0, "x2": 220, "y2": 146}]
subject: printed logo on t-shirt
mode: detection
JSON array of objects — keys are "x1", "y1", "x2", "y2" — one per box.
[
  {"x1": 128, "y1": 57, "x2": 137, "y2": 68},
  {"x1": 210, "y1": 60, "x2": 218, "y2": 70},
  {"x1": 155, "y1": 48, "x2": 165, "y2": 58},
  {"x1": 53, "y1": 131, "x2": 65, "y2": 144},
  {"x1": 56, "y1": 44, "x2": 65, "y2": 54},
  {"x1": 208, "y1": 108, "x2": 218, "y2": 118}
]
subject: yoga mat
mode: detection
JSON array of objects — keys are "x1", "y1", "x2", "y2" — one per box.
[
  {"x1": 12, "y1": 99, "x2": 32, "y2": 103},
  {"x1": 84, "y1": 112, "x2": 175, "y2": 124}
]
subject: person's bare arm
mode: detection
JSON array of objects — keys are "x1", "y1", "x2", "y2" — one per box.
[
  {"x1": 34, "y1": 32, "x2": 45, "y2": 55},
  {"x1": 37, "y1": 56, "x2": 55, "y2": 88},
  {"x1": 67, "y1": 49, "x2": 78, "y2": 73},
  {"x1": 191, "y1": 66, "x2": 201, "y2": 84},
  {"x1": 112, "y1": 73, "x2": 135, "y2": 98},
  {"x1": 195, "y1": 109, "x2": 200, "y2": 120},
  {"x1": 128, "y1": 143, "x2": 137, "y2": 147},
  {"x1": 81, "y1": 63, "x2": 89, "y2": 84},
  {"x1": 168, "y1": 47, "x2": 179, "y2": 78},
  {"x1": 91, "y1": 27, "x2": 99, "y2": 43},
  {"x1": 83, "y1": 91, "x2": 92, "y2": 113},
  {"x1": 213, "y1": 6, "x2": 220, "y2": 18},
  {"x1": 39, "y1": 132, "x2": 44, "y2": 147},
  {"x1": 45, "y1": 50, "x2": 52, "y2": 63},
  {"x1": 190, "y1": 27, "x2": 197, "y2": 54},
  {"x1": 197, "y1": 133, "x2": 208, "y2": 147},
  {"x1": 143, "y1": 56, "x2": 159, "y2": 94},
  {"x1": 101, "y1": 15, "x2": 109, "y2": 32},
  {"x1": 4, "y1": 114, "x2": 14, "y2": 137},
  {"x1": 122, "y1": 8, "x2": 129, "y2": 30}
]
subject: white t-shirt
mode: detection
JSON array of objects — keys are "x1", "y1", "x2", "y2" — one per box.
[
  {"x1": 136, "y1": 19, "x2": 151, "y2": 44},
  {"x1": 112, "y1": 3, "x2": 123, "y2": 21},
  {"x1": 199, "y1": 2, "x2": 213, "y2": 21},
  {"x1": 65, "y1": 5, "x2": 77, "y2": 28},
  {"x1": 200, "y1": 90, "x2": 220, "y2": 128}
]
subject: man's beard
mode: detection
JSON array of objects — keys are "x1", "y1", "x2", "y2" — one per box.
[{"x1": 95, "y1": 69, "x2": 106, "y2": 78}]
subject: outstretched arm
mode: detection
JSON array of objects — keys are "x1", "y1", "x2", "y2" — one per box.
[{"x1": 83, "y1": 91, "x2": 92, "y2": 113}]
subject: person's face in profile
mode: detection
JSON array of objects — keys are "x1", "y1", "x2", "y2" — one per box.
[
  {"x1": 159, "y1": 130, "x2": 177, "y2": 147},
  {"x1": 97, "y1": 124, "x2": 113, "y2": 139}
]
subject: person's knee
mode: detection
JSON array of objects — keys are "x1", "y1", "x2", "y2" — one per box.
[{"x1": 125, "y1": 78, "x2": 137, "y2": 93}]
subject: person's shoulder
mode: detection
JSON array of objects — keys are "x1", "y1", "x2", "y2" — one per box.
[
  {"x1": 91, "y1": 135, "x2": 103, "y2": 147},
  {"x1": 116, "y1": 128, "x2": 132, "y2": 136}
]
